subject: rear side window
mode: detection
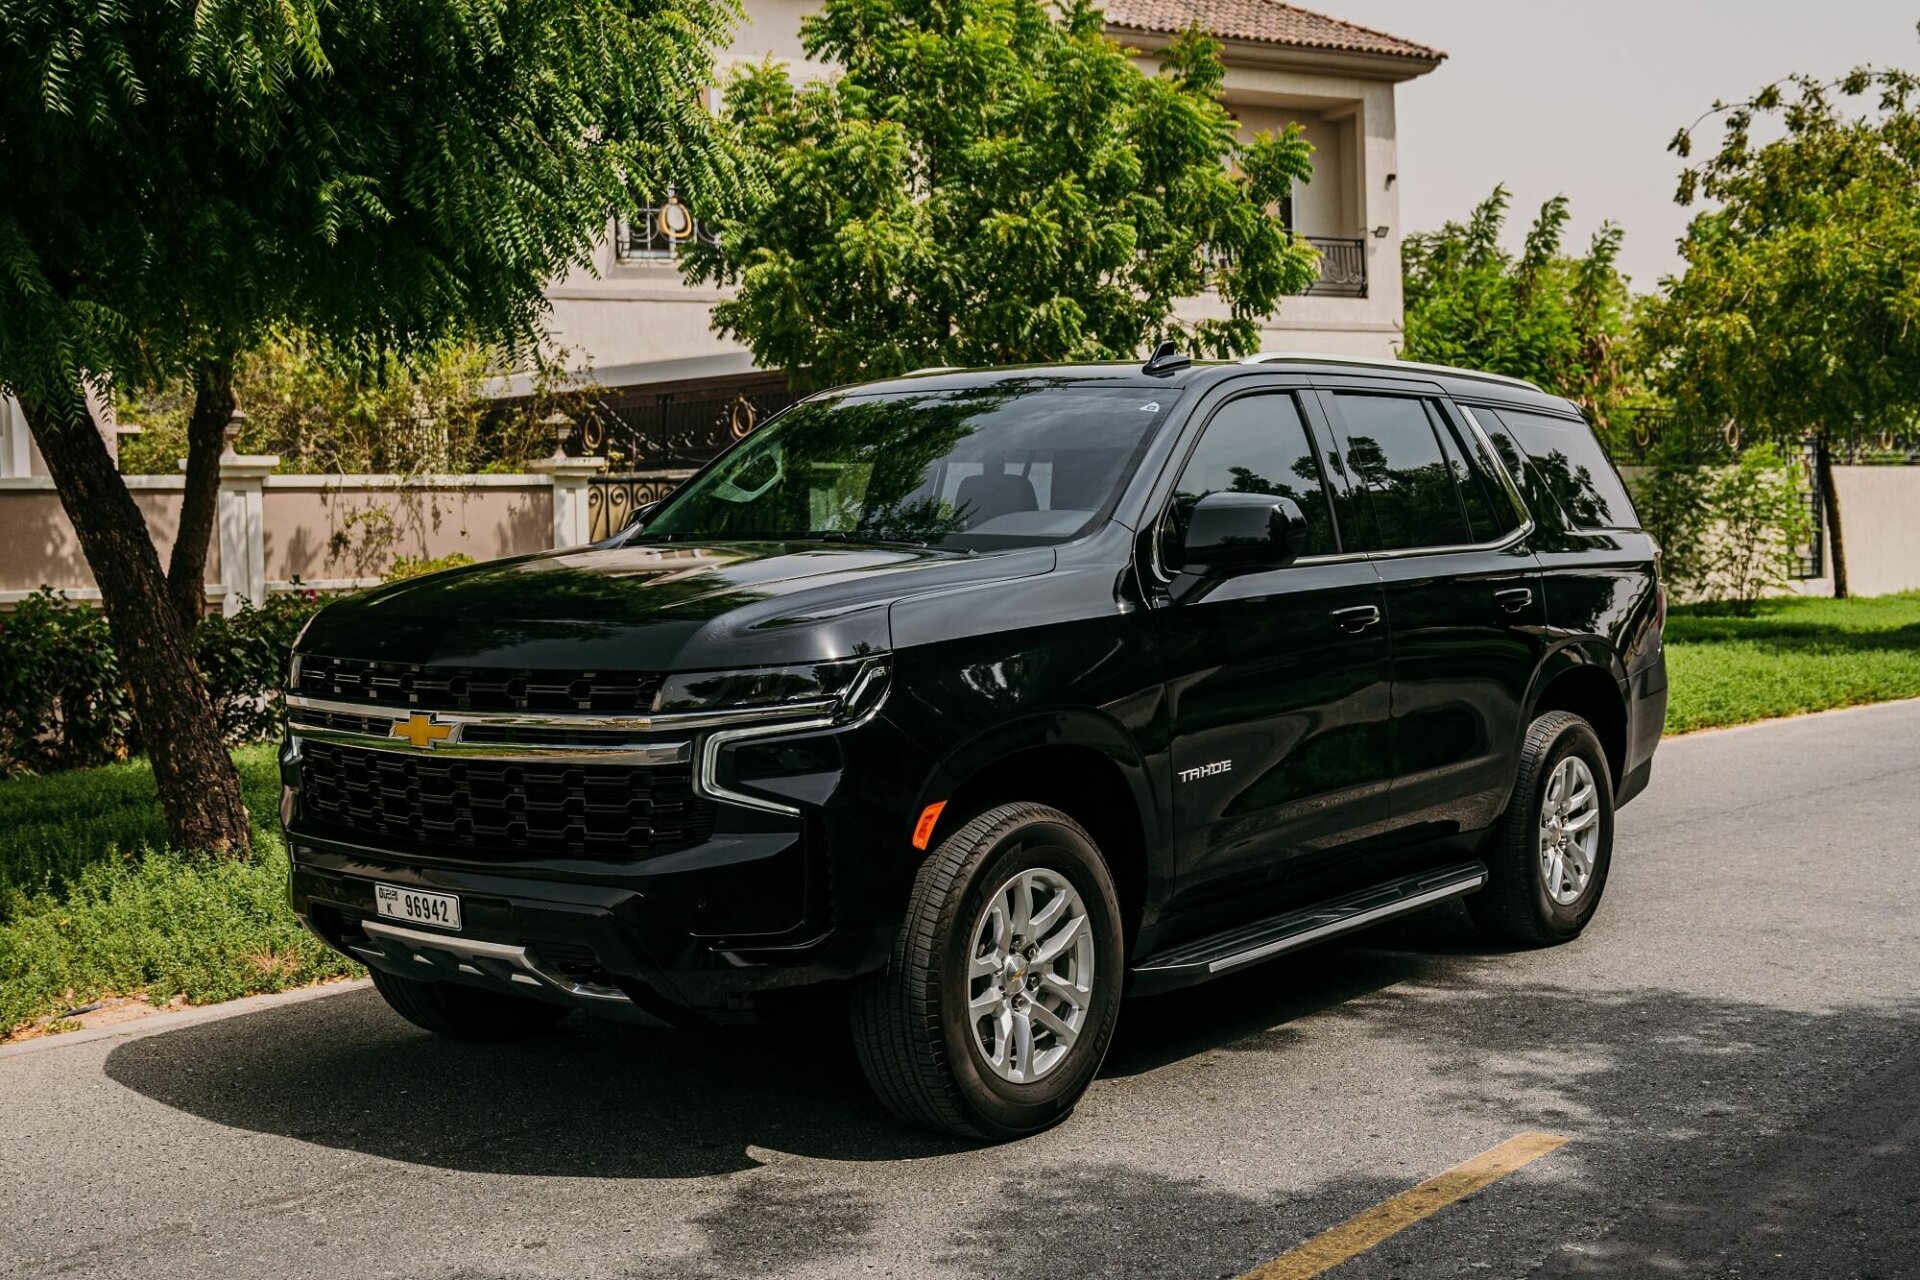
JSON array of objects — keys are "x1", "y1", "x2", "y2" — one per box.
[
  {"x1": 1330, "y1": 392, "x2": 1471, "y2": 551},
  {"x1": 1160, "y1": 393, "x2": 1338, "y2": 570},
  {"x1": 1487, "y1": 407, "x2": 1638, "y2": 530}
]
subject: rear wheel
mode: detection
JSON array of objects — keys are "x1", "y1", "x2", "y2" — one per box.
[
  {"x1": 851, "y1": 802, "x2": 1125, "y2": 1140},
  {"x1": 1469, "y1": 710, "x2": 1616, "y2": 946},
  {"x1": 370, "y1": 968, "x2": 572, "y2": 1041}
]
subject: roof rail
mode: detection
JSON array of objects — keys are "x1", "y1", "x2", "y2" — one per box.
[
  {"x1": 905, "y1": 365, "x2": 967, "y2": 376},
  {"x1": 1237, "y1": 351, "x2": 1544, "y2": 393}
]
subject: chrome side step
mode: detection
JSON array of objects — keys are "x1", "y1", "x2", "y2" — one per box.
[{"x1": 1131, "y1": 861, "x2": 1488, "y2": 992}]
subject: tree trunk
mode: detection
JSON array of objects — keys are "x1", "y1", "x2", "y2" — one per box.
[
  {"x1": 19, "y1": 389, "x2": 253, "y2": 855},
  {"x1": 1814, "y1": 433, "x2": 1848, "y2": 600},
  {"x1": 168, "y1": 357, "x2": 235, "y2": 631}
]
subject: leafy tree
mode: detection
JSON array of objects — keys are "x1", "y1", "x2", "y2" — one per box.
[
  {"x1": 1642, "y1": 48, "x2": 1920, "y2": 596},
  {"x1": 683, "y1": 0, "x2": 1319, "y2": 386},
  {"x1": 0, "y1": 0, "x2": 737, "y2": 851},
  {"x1": 1402, "y1": 185, "x2": 1636, "y2": 425},
  {"x1": 118, "y1": 332, "x2": 567, "y2": 478}
]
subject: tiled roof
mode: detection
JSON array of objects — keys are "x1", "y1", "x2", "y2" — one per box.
[{"x1": 1103, "y1": 0, "x2": 1443, "y2": 61}]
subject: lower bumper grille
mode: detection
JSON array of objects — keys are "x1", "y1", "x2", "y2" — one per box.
[{"x1": 298, "y1": 740, "x2": 716, "y2": 860}]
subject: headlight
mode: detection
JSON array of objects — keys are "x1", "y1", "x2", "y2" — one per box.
[{"x1": 655, "y1": 655, "x2": 891, "y2": 722}]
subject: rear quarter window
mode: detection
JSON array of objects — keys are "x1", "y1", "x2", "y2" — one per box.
[{"x1": 1485, "y1": 407, "x2": 1639, "y2": 531}]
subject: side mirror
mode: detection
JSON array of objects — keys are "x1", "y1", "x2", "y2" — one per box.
[{"x1": 1181, "y1": 492, "x2": 1310, "y2": 576}]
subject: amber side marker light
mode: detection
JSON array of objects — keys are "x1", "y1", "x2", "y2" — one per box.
[{"x1": 911, "y1": 801, "x2": 947, "y2": 851}]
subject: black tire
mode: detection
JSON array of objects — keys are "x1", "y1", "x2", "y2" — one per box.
[
  {"x1": 1469, "y1": 710, "x2": 1616, "y2": 947},
  {"x1": 850, "y1": 802, "x2": 1125, "y2": 1141},
  {"x1": 369, "y1": 968, "x2": 573, "y2": 1042}
]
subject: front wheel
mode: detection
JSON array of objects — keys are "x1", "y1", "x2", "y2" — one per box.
[
  {"x1": 1469, "y1": 710, "x2": 1616, "y2": 946},
  {"x1": 851, "y1": 802, "x2": 1125, "y2": 1140}
]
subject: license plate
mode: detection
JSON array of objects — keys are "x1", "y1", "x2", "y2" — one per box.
[{"x1": 374, "y1": 883, "x2": 462, "y2": 932}]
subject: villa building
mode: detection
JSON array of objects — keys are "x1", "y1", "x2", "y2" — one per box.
[{"x1": 534, "y1": 0, "x2": 1444, "y2": 444}]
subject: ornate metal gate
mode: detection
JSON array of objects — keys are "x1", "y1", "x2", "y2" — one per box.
[{"x1": 570, "y1": 377, "x2": 800, "y2": 540}]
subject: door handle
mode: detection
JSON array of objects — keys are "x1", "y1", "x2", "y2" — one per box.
[
  {"x1": 1330, "y1": 604, "x2": 1382, "y2": 633},
  {"x1": 1494, "y1": 587, "x2": 1534, "y2": 614}
]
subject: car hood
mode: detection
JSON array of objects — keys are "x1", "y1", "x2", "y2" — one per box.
[{"x1": 296, "y1": 540, "x2": 1058, "y2": 671}]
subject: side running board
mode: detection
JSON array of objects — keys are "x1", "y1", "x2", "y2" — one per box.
[{"x1": 1131, "y1": 861, "x2": 1487, "y2": 994}]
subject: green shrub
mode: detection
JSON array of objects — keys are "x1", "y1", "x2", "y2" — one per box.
[
  {"x1": 1627, "y1": 442, "x2": 1811, "y2": 612},
  {"x1": 0, "y1": 590, "x2": 325, "y2": 777},
  {"x1": 384, "y1": 551, "x2": 476, "y2": 582},
  {"x1": 0, "y1": 589, "x2": 130, "y2": 775},
  {"x1": 0, "y1": 837, "x2": 359, "y2": 1034},
  {"x1": 0, "y1": 743, "x2": 284, "y2": 916}
]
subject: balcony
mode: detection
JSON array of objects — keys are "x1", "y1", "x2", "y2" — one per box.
[
  {"x1": 1303, "y1": 236, "x2": 1367, "y2": 298},
  {"x1": 614, "y1": 196, "x2": 718, "y2": 262}
]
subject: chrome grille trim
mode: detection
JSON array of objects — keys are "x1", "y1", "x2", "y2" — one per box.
[
  {"x1": 287, "y1": 693, "x2": 836, "y2": 733},
  {"x1": 288, "y1": 723, "x2": 693, "y2": 766}
]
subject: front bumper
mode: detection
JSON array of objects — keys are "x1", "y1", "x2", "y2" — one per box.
[{"x1": 284, "y1": 708, "x2": 932, "y2": 1022}]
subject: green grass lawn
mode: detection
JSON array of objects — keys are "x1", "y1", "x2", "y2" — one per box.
[
  {"x1": 1664, "y1": 591, "x2": 1920, "y2": 733},
  {"x1": 0, "y1": 745, "x2": 358, "y2": 1036}
]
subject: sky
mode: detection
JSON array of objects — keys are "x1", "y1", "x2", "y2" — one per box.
[{"x1": 1320, "y1": 0, "x2": 1920, "y2": 290}]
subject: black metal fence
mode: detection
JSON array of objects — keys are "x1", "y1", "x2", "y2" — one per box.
[
  {"x1": 568, "y1": 381, "x2": 799, "y2": 472},
  {"x1": 1304, "y1": 237, "x2": 1367, "y2": 298},
  {"x1": 569, "y1": 378, "x2": 801, "y2": 537},
  {"x1": 1610, "y1": 413, "x2": 1826, "y2": 579}
]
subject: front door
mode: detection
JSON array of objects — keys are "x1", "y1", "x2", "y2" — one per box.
[
  {"x1": 1152, "y1": 389, "x2": 1393, "y2": 917},
  {"x1": 1316, "y1": 389, "x2": 1546, "y2": 835}
]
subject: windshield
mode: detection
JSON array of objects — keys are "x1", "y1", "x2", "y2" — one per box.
[{"x1": 634, "y1": 382, "x2": 1171, "y2": 551}]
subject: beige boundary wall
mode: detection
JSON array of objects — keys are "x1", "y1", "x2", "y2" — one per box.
[
  {"x1": 0, "y1": 455, "x2": 603, "y2": 608},
  {"x1": 1794, "y1": 466, "x2": 1920, "y2": 599}
]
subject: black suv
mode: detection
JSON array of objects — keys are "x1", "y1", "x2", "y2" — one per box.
[{"x1": 281, "y1": 351, "x2": 1666, "y2": 1140}]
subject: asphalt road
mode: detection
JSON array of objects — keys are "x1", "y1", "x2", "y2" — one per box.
[{"x1": 4, "y1": 699, "x2": 1918, "y2": 1280}]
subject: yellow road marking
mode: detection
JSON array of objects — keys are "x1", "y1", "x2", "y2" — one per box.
[{"x1": 1236, "y1": 1132, "x2": 1569, "y2": 1280}]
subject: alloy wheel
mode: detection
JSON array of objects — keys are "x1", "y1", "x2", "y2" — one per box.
[
  {"x1": 965, "y1": 867, "x2": 1096, "y2": 1084},
  {"x1": 1538, "y1": 755, "x2": 1601, "y2": 906}
]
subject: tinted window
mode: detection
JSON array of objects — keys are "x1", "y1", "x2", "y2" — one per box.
[
  {"x1": 1333, "y1": 393, "x2": 1471, "y2": 550},
  {"x1": 640, "y1": 383, "x2": 1166, "y2": 551},
  {"x1": 1160, "y1": 393, "x2": 1336, "y2": 570},
  {"x1": 1431, "y1": 408, "x2": 1510, "y2": 542},
  {"x1": 1489, "y1": 407, "x2": 1638, "y2": 530}
]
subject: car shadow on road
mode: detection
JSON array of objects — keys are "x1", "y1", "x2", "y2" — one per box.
[{"x1": 99, "y1": 916, "x2": 1474, "y2": 1181}]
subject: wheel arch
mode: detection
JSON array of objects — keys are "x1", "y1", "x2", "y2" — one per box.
[
  {"x1": 916, "y1": 712, "x2": 1165, "y2": 953},
  {"x1": 1527, "y1": 641, "x2": 1631, "y2": 786}
]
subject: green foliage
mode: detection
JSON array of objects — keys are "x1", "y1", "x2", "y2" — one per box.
[
  {"x1": 385, "y1": 552, "x2": 478, "y2": 583},
  {"x1": 0, "y1": 592, "x2": 323, "y2": 776},
  {"x1": 1401, "y1": 185, "x2": 1638, "y2": 424},
  {"x1": 1665, "y1": 591, "x2": 1920, "y2": 732},
  {"x1": 118, "y1": 333, "x2": 564, "y2": 476},
  {"x1": 684, "y1": 0, "x2": 1319, "y2": 386},
  {"x1": 1695, "y1": 445, "x2": 1813, "y2": 612},
  {"x1": 1627, "y1": 445, "x2": 1811, "y2": 610},
  {"x1": 0, "y1": 744, "x2": 286, "y2": 916},
  {"x1": 0, "y1": 745, "x2": 356, "y2": 1034},
  {"x1": 0, "y1": 842, "x2": 358, "y2": 1035},
  {"x1": 0, "y1": 0, "x2": 741, "y2": 418},
  {"x1": 0, "y1": 590, "x2": 128, "y2": 775},
  {"x1": 1643, "y1": 53, "x2": 1920, "y2": 446}
]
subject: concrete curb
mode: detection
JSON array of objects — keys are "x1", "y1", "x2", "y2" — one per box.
[{"x1": 0, "y1": 978, "x2": 371, "y2": 1061}]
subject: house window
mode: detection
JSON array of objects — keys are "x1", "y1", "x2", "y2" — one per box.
[{"x1": 615, "y1": 189, "x2": 718, "y2": 262}]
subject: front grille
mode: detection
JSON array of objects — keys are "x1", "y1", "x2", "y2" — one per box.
[
  {"x1": 294, "y1": 656, "x2": 663, "y2": 714},
  {"x1": 298, "y1": 741, "x2": 714, "y2": 861}
]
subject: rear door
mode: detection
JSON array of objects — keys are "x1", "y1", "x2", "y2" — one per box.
[
  {"x1": 1150, "y1": 386, "x2": 1393, "y2": 916},
  {"x1": 1315, "y1": 386, "x2": 1546, "y2": 835}
]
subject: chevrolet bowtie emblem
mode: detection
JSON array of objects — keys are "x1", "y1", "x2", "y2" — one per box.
[{"x1": 390, "y1": 712, "x2": 455, "y2": 750}]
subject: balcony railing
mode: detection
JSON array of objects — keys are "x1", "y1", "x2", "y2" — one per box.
[
  {"x1": 614, "y1": 195, "x2": 718, "y2": 262},
  {"x1": 1304, "y1": 236, "x2": 1367, "y2": 298}
]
